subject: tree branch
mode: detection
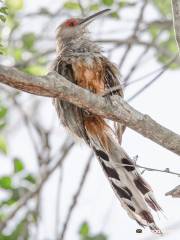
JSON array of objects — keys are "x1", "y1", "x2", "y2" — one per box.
[
  {"x1": 0, "y1": 65, "x2": 180, "y2": 155},
  {"x1": 136, "y1": 164, "x2": 180, "y2": 178},
  {"x1": 172, "y1": 0, "x2": 180, "y2": 51}
]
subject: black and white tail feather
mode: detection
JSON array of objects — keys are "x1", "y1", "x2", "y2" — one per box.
[{"x1": 88, "y1": 128, "x2": 162, "y2": 234}]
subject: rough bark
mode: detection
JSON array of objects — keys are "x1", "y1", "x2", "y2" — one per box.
[
  {"x1": 0, "y1": 64, "x2": 180, "y2": 155},
  {"x1": 172, "y1": 0, "x2": 180, "y2": 51}
]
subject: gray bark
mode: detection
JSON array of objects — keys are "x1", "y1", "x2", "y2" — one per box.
[
  {"x1": 172, "y1": 0, "x2": 180, "y2": 51},
  {"x1": 0, "y1": 64, "x2": 180, "y2": 155}
]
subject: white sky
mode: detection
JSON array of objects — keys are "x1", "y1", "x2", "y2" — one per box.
[{"x1": 1, "y1": 1, "x2": 180, "y2": 240}]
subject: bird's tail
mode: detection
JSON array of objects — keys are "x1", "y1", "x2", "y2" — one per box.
[{"x1": 84, "y1": 116, "x2": 162, "y2": 234}]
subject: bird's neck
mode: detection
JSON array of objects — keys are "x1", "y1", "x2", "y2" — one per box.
[{"x1": 56, "y1": 36, "x2": 102, "y2": 57}]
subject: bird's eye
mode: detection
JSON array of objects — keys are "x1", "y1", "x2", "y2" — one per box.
[{"x1": 65, "y1": 19, "x2": 78, "y2": 27}]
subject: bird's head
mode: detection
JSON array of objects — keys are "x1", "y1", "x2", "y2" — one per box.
[{"x1": 56, "y1": 9, "x2": 110, "y2": 45}]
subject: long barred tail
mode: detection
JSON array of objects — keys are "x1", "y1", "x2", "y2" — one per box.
[{"x1": 84, "y1": 116, "x2": 162, "y2": 234}]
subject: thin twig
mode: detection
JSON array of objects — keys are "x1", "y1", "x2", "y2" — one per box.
[
  {"x1": 58, "y1": 151, "x2": 94, "y2": 240},
  {"x1": 124, "y1": 61, "x2": 175, "y2": 87},
  {"x1": 120, "y1": 162, "x2": 180, "y2": 177},
  {"x1": 118, "y1": 0, "x2": 148, "y2": 68},
  {"x1": 14, "y1": 49, "x2": 54, "y2": 68},
  {"x1": 101, "y1": 54, "x2": 178, "y2": 97},
  {"x1": 55, "y1": 166, "x2": 64, "y2": 239},
  {"x1": 123, "y1": 29, "x2": 164, "y2": 86},
  {"x1": 136, "y1": 164, "x2": 180, "y2": 177},
  {"x1": 127, "y1": 55, "x2": 178, "y2": 102},
  {"x1": 12, "y1": 98, "x2": 41, "y2": 162},
  {"x1": 123, "y1": 47, "x2": 150, "y2": 85}
]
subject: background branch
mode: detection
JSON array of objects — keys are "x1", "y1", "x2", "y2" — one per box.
[
  {"x1": 59, "y1": 152, "x2": 93, "y2": 240},
  {"x1": 172, "y1": 0, "x2": 180, "y2": 51}
]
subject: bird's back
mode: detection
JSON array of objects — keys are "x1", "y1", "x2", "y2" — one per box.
[{"x1": 53, "y1": 52, "x2": 123, "y2": 142}]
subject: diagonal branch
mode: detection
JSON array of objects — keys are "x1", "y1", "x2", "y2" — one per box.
[{"x1": 0, "y1": 65, "x2": 180, "y2": 155}]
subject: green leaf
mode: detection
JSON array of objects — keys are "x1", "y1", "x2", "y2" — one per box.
[
  {"x1": 110, "y1": 11, "x2": 119, "y2": 19},
  {"x1": 0, "y1": 105, "x2": 7, "y2": 118},
  {"x1": 0, "y1": 6, "x2": 8, "y2": 15},
  {"x1": 6, "y1": 0, "x2": 24, "y2": 11},
  {"x1": 149, "y1": 25, "x2": 160, "y2": 40},
  {"x1": 14, "y1": 158, "x2": 24, "y2": 173},
  {"x1": 0, "y1": 43, "x2": 4, "y2": 55},
  {"x1": 10, "y1": 218, "x2": 28, "y2": 239},
  {"x1": 102, "y1": 0, "x2": 114, "y2": 6},
  {"x1": 152, "y1": 0, "x2": 171, "y2": 16},
  {"x1": 1, "y1": 197, "x2": 17, "y2": 206},
  {"x1": 119, "y1": 2, "x2": 126, "y2": 8},
  {"x1": 0, "y1": 136, "x2": 8, "y2": 154},
  {"x1": 0, "y1": 15, "x2": 6, "y2": 22},
  {"x1": 0, "y1": 122, "x2": 6, "y2": 130},
  {"x1": 89, "y1": 4, "x2": 100, "y2": 11},
  {"x1": 157, "y1": 29, "x2": 179, "y2": 69},
  {"x1": 64, "y1": 1, "x2": 80, "y2": 10},
  {"x1": 24, "y1": 65, "x2": 47, "y2": 76},
  {"x1": 0, "y1": 234, "x2": 9, "y2": 240},
  {"x1": 22, "y1": 33, "x2": 36, "y2": 50},
  {"x1": 12, "y1": 48, "x2": 23, "y2": 61},
  {"x1": 0, "y1": 176, "x2": 12, "y2": 189},
  {"x1": 0, "y1": 104, "x2": 7, "y2": 130},
  {"x1": 24, "y1": 174, "x2": 36, "y2": 184},
  {"x1": 9, "y1": 187, "x2": 28, "y2": 203},
  {"x1": 79, "y1": 222, "x2": 89, "y2": 237},
  {"x1": 0, "y1": 213, "x2": 6, "y2": 221}
]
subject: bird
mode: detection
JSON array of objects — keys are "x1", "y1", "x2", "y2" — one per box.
[{"x1": 52, "y1": 9, "x2": 162, "y2": 234}]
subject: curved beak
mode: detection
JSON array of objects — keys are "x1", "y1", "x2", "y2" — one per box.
[{"x1": 79, "y1": 9, "x2": 111, "y2": 26}]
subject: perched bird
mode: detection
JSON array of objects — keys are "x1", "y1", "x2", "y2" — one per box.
[{"x1": 52, "y1": 9, "x2": 162, "y2": 234}]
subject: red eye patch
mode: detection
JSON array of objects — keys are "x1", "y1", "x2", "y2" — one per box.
[{"x1": 65, "y1": 18, "x2": 79, "y2": 27}]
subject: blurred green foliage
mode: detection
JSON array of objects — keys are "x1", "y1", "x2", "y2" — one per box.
[
  {"x1": 0, "y1": 1, "x2": 8, "y2": 53},
  {"x1": 0, "y1": 214, "x2": 35, "y2": 240},
  {"x1": 102, "y1": 0, "x2": 114, "y2": 6},
  {"x1": 79, "y1": 222, "x2": 107, "y2": 240},
  {"x1": 14, "y1": 158, "x2": 24, "y2": 173},
  {"x1": 149, "y1": 0, "x2": 178, "y2": 68},
  {"x1": 64, "y1": 1, "x2": 81, "y2": 10},
  {"x1": 153, "y1": 0, "x2": 171, "y2": 17},
  {"x1": 0, "y1": 92, "x2": 37, "y2": 238},
  {"x1": 0, "y1": 100, "x2": 8, "y2": 154}
]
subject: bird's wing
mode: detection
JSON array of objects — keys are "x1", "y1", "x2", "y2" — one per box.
[
  {"x1": 103, "y1": 59, "x2": 125, "y2": 144},
  {"x1": 52, "y1": 58, "x2": 90, "y2": 143}
]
